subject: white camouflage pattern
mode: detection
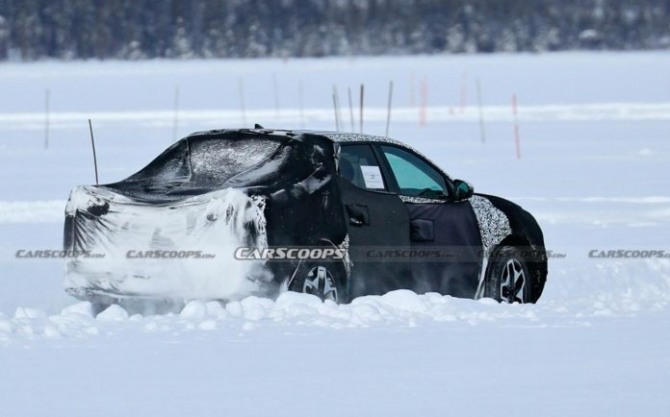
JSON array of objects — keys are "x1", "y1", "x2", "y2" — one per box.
[{"x1": 468, "y1": 195, "x2": 512, "y2": 253}]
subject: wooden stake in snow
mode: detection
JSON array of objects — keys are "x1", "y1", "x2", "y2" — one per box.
[
  {"x1": 512, "y1": 94, "x2": 522, "y2": 160},
  {"x1": 476, "y1": 77, "x2": 486, "y2": 144},
  {"x1": 359, "y1": 84, "x2": 365, "y2": 134},
  {"x1": 172, "y1": 85, "x2": 180, "y2": 142},
  {"x1": 44, "y1": 88, "x2": 50, "y2": 149},
  {"x1": 385, "y1": 80, "x2": 394, "y2": 137},
  {"x1": 348, "y1": 87, "x2": 355, "y2": 132},
  {"x1": 88, "y1": 119, "x2": 99, "y2": 185},
  {"x1": 238, "y1": 77, "x2": 247, "y2": 127}
]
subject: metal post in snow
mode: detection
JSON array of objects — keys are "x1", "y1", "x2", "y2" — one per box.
[
  {"x1": 460, "y1": 72, "x2": 468, "y2": 113},
  {"x1": 238, "y1": 77, "x2": 247, "y2": 127},
  {"x1": 348, "y1": 87, "x2": 355, "y2": 132},
  {"x1": 273, "y1": 72, "x2": 280, "y2": 119},
  {"x1": 512, "y1": 93, "x2": 522, "y2": 160},
  {"x1": 359, "y1": 84, "x2": 364, "y2": 134},
  {"x1": 419, "y1": 78, "x2": 428, "y2": 127},
  {"x1": 410, "y1": 72, "x2": 415, "y2": 108},
  {"x1": 88, "y1": 119, "x2": 99, "y2": 185},
  {"x1": 336, "y1": 86, "x2": 343, "y2": 131},
  {"x1": 385, "y1": 80, "x2": 394, "y2": 137},
  {"x1": 44, "y1": 88, "x2": 50, "y2": 149},
  {"x1": 172, "y1": 85, "x2": 180, "y2": 142},
  {"x1": 332, "y1": 85, "x2": 341, "y2": 132},
  {"x1": 298, "y1": 79, "x2": 305, "y2": 129}
]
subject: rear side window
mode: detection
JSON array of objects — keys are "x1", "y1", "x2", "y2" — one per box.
[
  {"x1": 189, "y1": 138, "x2": 281, "y2": 180},
  {"x1": 339, "y1": 144, "x2": 386, "y2": 190}
]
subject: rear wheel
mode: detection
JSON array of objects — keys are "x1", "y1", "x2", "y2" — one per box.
[
  {"x1": 288, "y1": 261, "x2": 346, "y2": 303},
  {"x1": 484, "y1": 246, "x2": 536, "y2": 303}
]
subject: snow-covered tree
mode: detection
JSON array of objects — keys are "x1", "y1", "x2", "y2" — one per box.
[{"x1": 0, "y1": 0, "x2": 668, "y2": 61}]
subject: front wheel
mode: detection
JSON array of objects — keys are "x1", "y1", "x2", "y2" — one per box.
[
  {"x1": 288, "y1": 262, "x2": 347, "y2": 303},
  {"x1": 484, "y1": 246, "x2": 537, "y2": 303}
]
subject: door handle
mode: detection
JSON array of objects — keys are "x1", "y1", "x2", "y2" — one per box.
[{"x1": 345, "y1": 204, "x2": 370, "y2": 226}]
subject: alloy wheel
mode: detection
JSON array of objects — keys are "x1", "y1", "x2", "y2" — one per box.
[
  {"x1": 302, "y1": 266, "x2": 338, "y2": 301},
  {"x1": 500, "y1": 258, "x2": 526, "y2": 303}
]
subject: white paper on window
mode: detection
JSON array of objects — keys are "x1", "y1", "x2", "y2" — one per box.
[{"x1": 360, "y1": 165, "x2": 385, "y2": 189}]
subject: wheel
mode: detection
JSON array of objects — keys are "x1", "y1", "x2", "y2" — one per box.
[
  {"x1": 484, "y1": 246, "x2": 537, "y2": 303},
  {"x1": 288, "y1": 261, "x2": 347, "y2": 303}
]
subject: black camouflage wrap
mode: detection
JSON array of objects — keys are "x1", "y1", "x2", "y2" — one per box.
[{"x1": 63, "y1": 128, "x2": 547, "y2": 304}]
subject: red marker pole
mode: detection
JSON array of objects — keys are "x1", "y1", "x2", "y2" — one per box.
[{"x1": 512, "y1": 94, "x2": 521, "y2": 160}]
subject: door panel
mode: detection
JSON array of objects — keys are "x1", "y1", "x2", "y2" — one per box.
[
  {"x1": 376, "y1": 144, "x2": 483, "y2": 298},
  {"x1": 405, "y1": 202, "x2": 483, "y2": 297},
  {"x1": 337, "y1": 178, "x2": 411, "y2": 297}
]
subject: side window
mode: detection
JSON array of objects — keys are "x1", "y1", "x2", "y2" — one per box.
[
  {"x1": 380, "y1": 145, "x2": 448, "y2": 197},
  {"x1": 339, "y1": 144, "x2": 387, "y2": 191}
]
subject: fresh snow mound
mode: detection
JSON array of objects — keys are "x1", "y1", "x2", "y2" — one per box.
[
  {"x1": 96, "y1": 304, "x2": 129, "y2": 321},
  {"x1": 1, "y1": 274, "x2": 668, "y2": 345}
]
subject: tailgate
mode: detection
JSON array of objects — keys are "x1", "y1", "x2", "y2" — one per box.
[{"x1": 63, "y1": 185, "x2": 269, "y2": 301}]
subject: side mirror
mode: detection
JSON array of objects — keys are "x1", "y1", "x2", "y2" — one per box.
[{"x1": 453, "y1": 179, "x2": 474, "y2": 201}]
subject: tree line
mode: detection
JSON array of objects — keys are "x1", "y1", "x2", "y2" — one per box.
[{"x1": 0, "y1": 0, "x2": 668, "y2": 60}]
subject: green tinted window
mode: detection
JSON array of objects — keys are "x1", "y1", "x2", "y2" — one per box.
[{"x1": 381, "y1": 146, "x2": 447, "y2": 197}]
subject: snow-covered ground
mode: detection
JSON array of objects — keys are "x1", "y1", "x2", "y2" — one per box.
[{"x1": 1, "y1": 52, "x2": 669, "y2": 416}]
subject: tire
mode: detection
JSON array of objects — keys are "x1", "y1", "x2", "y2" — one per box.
[
  {"x1": 484, "y1": 246, "x2": 538, "y2": 303},
  {"x1": 288, "y1": 261, "x2": 347, "y2": 303}
]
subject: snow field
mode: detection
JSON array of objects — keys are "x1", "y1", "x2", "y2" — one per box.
[
  {"x1": 0, "y1": 52, "x2": 669, "y2": 416},
  {"x1": 2, "y1": 262, "x2": 669, "y2": 344}
]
